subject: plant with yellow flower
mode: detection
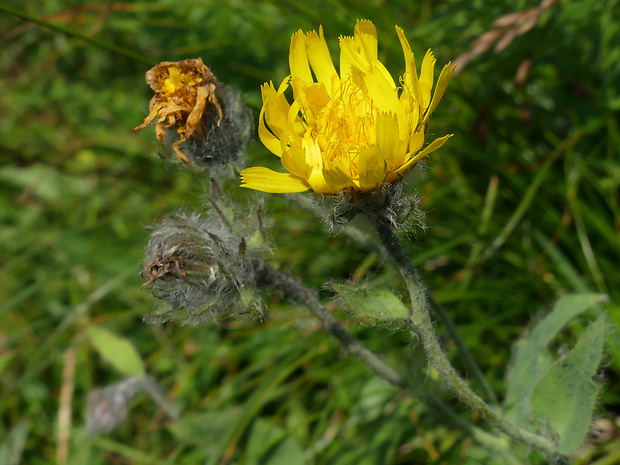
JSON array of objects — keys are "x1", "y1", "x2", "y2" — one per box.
[
  {"x1": 240, "y1": 20, "x2": 455, "y2": 194},
  {"x1": 133, "y1": 20, "x2": 597, "y2": 462}
]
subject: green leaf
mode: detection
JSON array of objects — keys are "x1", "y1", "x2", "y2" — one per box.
[
  {"x1": 86, "y1": 326, "x2": 146, "y2": 377},
  {"x1": 262, "y1": 436, "x2": 305, "y2": 465},
  {"x1": 504, "y1": 293, "x2": 607, "y2": 428},
  {"x1": 530, "y1": 314, "x2": 605, "y2": 454},
  {"x1": 330, "y1": 284, "x2": 410, "y2": 320},
  {"x1": 245, "y1": 418, "x2": 285, "y2": 461},
  {"x1": 169, "y1": 409, "x2": 236, "y2": 446}
]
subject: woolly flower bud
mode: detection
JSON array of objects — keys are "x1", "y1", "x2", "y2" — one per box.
[
  {"x1": 133, "y1": 58, "x2": 251, "y2": 171},
  {"x1": 326, "y1": 181, "x2": 427, "y2": 232},
  {"x1": 141, "y1": 206, "x2": 268, "y2": 325}
]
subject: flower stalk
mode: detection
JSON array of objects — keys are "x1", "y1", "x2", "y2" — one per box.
[
  {"x1": 260, "y1": 265, "x2": 406, "y2": 388},
  {"x1": 370, "y1": 214, "x2": 560, "y2": 457},
  {"x1": 260, "y1": 264, "x2": 522, "y2": 463}
]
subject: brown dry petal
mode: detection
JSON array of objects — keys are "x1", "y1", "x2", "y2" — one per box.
[
  {"x1": 140, "y1": 245, "x2": 187, "y2": 290},
  {"x1": 133, "y1": 58, "x2": 224, "y2": 164}
]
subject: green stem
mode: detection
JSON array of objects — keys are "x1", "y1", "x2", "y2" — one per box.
[
  {"x1": 260, "y1": 265, "x2": 521, "y2": 462},
  {"x1": 261, "y1": 266, "x2": 407, "y2": 388},
  {"x1": 290, "y1": 194, "x2": 497, "y2": 404},
  {"x1": 370, "y1": 215, "x2": 560, "y2": 458}
]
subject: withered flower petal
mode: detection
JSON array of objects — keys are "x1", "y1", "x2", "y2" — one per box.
[{"x1": 133, "y1": 58, "x2": 223, "y2": 164}]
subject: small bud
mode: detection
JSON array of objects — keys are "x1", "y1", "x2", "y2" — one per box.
[
  {"x1": 141, "y1": 206, "x2": 268, "y2": 325},
  {"x1": 134, "y1": 58, "x2": 251, "y2": 171}
]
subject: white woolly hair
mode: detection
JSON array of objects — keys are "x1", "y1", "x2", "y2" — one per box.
[{"x1": 142, "y1": 202, "x2": 269, "y2": 326}]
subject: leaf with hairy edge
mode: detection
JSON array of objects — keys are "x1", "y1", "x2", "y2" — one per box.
[
  {"x1": 504, "y1": 293, "x2": 607, "y2": 428},
  {"x1": 87, "y1": 326, "x2": 146, "y2": 377},
  {"x1": 530, "y1": 314, "x2": 605, "y2": 454},
  {"x1": 330, "y1": 283, "x2": 410, "y2": 321}
]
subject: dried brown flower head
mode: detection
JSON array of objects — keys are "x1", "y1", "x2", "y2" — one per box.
[{"x1": 133, "y1": 58, "x2": 224, "y2": 163}]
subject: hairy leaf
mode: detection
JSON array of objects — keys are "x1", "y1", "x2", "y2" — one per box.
[
  {"x1": 504, "y1": 293, "x2": 607, "y2": 428},
  {"x1": 330, "y1": 283, "x2": 410, "y2": 321},
  {"x1": 530, "y1": 314, "x2": 605, "y2": 454}
]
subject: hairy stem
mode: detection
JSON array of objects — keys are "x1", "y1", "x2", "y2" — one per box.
[
  {"x1": 290, "y1": 194, "x2": 497, "y2": 404},
  {"x1": 261, "y1": 266, "x2": 406, "y2": 388},
  {"x1": 260, "y1": 265, "x2": 521, "y2": 461},
  {"x1": 370, "y1": 215, "x2": 559, "y2": 457}
]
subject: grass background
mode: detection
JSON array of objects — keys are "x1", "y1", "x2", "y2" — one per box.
[{"x1": 1, "y1": 0, "x2": 619, "y2": 463}]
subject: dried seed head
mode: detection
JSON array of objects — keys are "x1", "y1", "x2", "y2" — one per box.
[{"x1": 134, "y1": 58, "x2": 251, "y2": 171}]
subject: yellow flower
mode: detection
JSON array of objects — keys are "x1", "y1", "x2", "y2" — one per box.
[
  {"x1": 133, "y1": 58, "x2": 223, "y2": 164},
  {"x1": 240, "y1": 20, "x2": 455, "y2": 194}
]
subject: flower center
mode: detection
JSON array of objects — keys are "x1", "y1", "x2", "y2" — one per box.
[{"x1": 314, "y1": 80, "x2": 376, "y2": 180}]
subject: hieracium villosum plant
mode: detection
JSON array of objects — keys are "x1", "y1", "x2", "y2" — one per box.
[{"x1": 128, "y1": 20, "x2": 607, "y2": 464}]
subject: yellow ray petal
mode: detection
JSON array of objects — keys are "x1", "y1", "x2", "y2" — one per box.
[
  {"x1": 358, "y1": 145, "x2": 385, "y2": 190},
  {"x1": 240, "y1": 167, "x2": 310, "y2": 193},
  {"x1": 339, "y1": 35, "x2": 354, "y2": 78},
  {"x1": 278, "y1": 99, "x2": 305, "y2": 155},
  {"x1": 261, "y1": 82, "x2": 290, "y2": 138},
  {"x1": 419, "y1": 49, "x2": 436, "y2": 113},
  {"x1": 339, "y1": 36, "x2": 371, "y2": 72},
  {"x1": 362, "y1": 67, "x2": 406, "y2": 137},
  {"x1": 395, "y1": 27, "x2": 423, "y2": 123},
  {"x1": 375, "y1": 112, "x2": 400, "y2": 166},
  {"x1": 395, "y1": 26, "x2": 414, "y2": 93},
  {"x1": 355, "y1": 19, "x2": 378, "y2": 61},
  {"x1": 407, "y1": 130, "x2": 425, "y2": 157},
  {"x1": 258, "y1": 104, "x2": 283, "y2": 157},
  {"x1": 281, "y1": 145, "x2": 308, "y2": 178},
  {"x1": 306, "y1": 26, "x2": 339, "y2": 96},
  {"x1": 302, "y1": 132, "x2": 324, "y2": 175},
  {"x1": 423, "y1": 62, "x2": 456, "y2": 124},
  {"x1": 300, "y1": 82, "x2": 330, "y2": 110},
  {"x1": 289, "y1": 30, "x2": 313, "y2": 83},
  {"x1": 323, "y1": 165, "x2": 356, "y2": 193},
  {"x1": 301, "y1": 135, "x2": 330, "y2": 193},
  {"x1": 395, "y1": 134, "x2": 453, "y2": 176}
]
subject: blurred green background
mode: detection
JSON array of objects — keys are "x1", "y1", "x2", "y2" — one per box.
[{"x1": 1, "y1": 0, "x2": 619, "y2": 463}]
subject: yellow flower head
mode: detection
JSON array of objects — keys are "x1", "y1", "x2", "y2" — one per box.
[
  {"x1": 133, "y1": 58, "x2": 224, "y2": 164},
  {"x1": 240, "y1": 20, "x2": 455, "y2": 194}
]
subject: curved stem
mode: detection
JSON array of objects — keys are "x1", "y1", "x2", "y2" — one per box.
[
  {"x1": 370, "y1": 215, "x2": 559, "y2": 457},
  {"x1": 289, "y1": 194, "x2": 497, "y2": 404},
  {"x1": 260, "y1": 265, "x2": 521, "y2": 462},
  {"x1": 261, "y1": 266, "x2": 407, "y2": 388}
]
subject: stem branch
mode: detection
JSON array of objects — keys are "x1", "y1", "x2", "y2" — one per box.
[
  {"x1": 260, "y1": 265, "x2": 521, "y2": 461},
  {"x1": 261, "y1": 266, "x2": 406, "y2": 388}
]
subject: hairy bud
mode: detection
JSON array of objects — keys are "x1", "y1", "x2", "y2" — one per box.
[
  {"x1": 324, "y1": 179, "x2": 427, "y2": 234},
  {"x1": 141, "y1": 204, "x2": 269, "y2": 325}
]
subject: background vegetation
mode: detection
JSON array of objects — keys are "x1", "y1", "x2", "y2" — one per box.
[{"x1": 1, "y1": 0, "x2": 619, "y2": 463}]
